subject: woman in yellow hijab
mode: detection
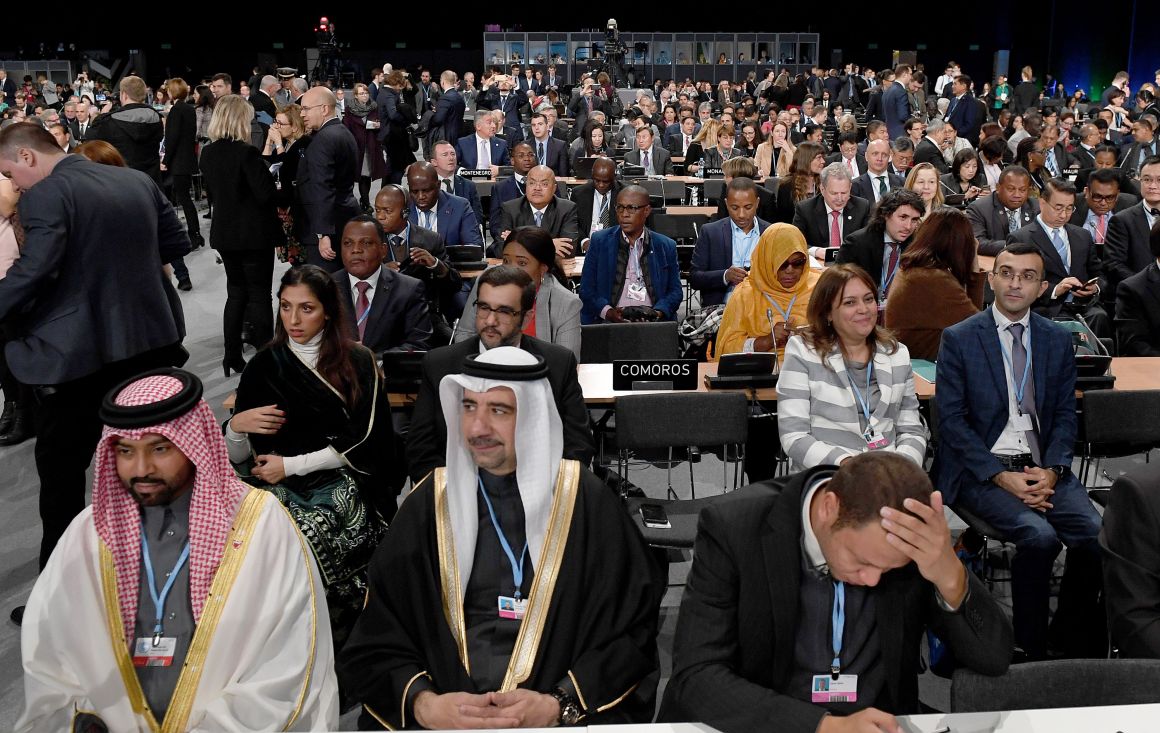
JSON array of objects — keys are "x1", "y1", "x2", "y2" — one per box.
[{"x1": 713, "y1": 223, "x2": 818, "y2": 361}]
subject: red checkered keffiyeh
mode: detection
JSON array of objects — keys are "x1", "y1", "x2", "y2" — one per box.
[{"x1": 91, "y1": 375, "x2": 249, "y2": 645}]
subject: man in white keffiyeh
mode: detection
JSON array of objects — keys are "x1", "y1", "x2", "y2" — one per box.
[{"x1": 17, "y1": 368, "x2": 339, "y2": 732}]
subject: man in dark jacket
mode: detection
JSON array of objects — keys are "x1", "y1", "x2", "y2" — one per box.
[
  {"x1": 298, "y1": 86, "x2": 361, "y2": 272},
  {"x1": 88, "y1": 75, "x2": 163, "y2": 181},
  {"x1": 428, "y1": 70, "x2": 465, "y2": 154}
]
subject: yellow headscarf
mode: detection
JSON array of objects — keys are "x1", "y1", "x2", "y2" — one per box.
[{"x1": 713, "y1": 223, "x2": 818, "y2": 361}]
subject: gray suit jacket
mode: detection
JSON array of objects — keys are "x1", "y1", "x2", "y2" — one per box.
[
  {"x1": 965, "y1": 192, "x2": 1040, "y2": 256},
  {"x1": 453, "y1": 271, "x2": 582, "y2": 358},
  {"x1": 0, "y1": 156, "x2": 188, "y2": 384},
  {"x1": 624, "y1": 144, "x2": 674, "y2": 175}
]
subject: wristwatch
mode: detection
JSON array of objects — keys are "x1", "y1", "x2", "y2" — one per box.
[
  {"x1": 1047, "y1": 465, "x2": 1068, "y2": 479},
  {"x1": 551, "y1": 687, "x2": 582, "y2": 725}
]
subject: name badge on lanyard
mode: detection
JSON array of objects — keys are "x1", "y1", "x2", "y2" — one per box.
[
  {"x1": 131, "y1": 535, "x2": 190, "y2": 668},
  {"x1": 812, "y1": 581, "x2": 859, "y2": 703},
  {"x1": 848, "y1": 360, "x2": 889, "y2": 450},
  {"x1": 478, "y1": 476, "x2": 530, "y2": 620}
]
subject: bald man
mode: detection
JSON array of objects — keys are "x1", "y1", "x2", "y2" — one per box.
[
  {"x1": 497, "y1": 165, "x2": 580, "y2": 258},
  {"x1": 297, "y1": 87, "x2": 361, "y2": 271},
  {"x1": 851, "y1": 138, "x2": 906, "y2": 205}
]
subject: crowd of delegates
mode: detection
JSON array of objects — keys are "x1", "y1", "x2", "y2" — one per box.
[{"x1": 4, "y1": 52, "x2": 1160, "y2": 732}]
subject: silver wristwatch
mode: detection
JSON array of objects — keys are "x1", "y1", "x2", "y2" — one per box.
[{"x1": 551, "y1": 687, "x2": 582, "y2": 725}]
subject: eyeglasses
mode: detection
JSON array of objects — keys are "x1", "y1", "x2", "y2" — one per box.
[
  {"x1": 993, "y1": 267, "x2": 1041, "y2": 283},
  {"x1": 1088, "y1": 192, "x2": 1117, "y2": 203},
  {"x1": 272, "y1": 120, "x2": 287, "y2": 127},
  {"x1": 615, "y1": 204, "x2": 648, "y2": 213},
  {"x1": 1044, "y1": 202, "x2": 1077, "y2": 214},
  {"x1": 299, "y1": 104, "x2": 328, "y2": 113},
  {"x1": 475, "y1": 301, "x2": 523, "y2": 320}
]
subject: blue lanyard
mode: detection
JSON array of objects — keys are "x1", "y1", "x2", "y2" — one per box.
[
  {"x1": 762, "y1": 292, "x2": 797, "y2": 325},
  {"x1": 831, "y1": 580, "x2": 846, "y2": 677},
  {"x1": 846, "y1": 360, "x2": 875, "y2": 431},
  {"x1": 477, "y1": 476, "x2": 529, "y2": 600},
  {"x1": 997, "y1": 325, "x2": 1032, "y2": 412},
  {"x1": 141, "y1": 534, "x2": 191, "y2": 645}
]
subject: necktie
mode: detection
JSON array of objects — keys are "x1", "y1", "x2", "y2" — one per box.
[
  {"x1": 685, "y1": 135, "x2": 691, "y2": 154},
  {"x1": 354, "y1": 281, "x2": 371, "y2": 341},
  {"x1": 479, "y1": 139, "x2": 491, "y2": 167},
  {"x1": 424, "y1": 210, "x2": 434, "y2": 230},
  {"x1": 1046, "y1": 149, "x2": 1059, "y2": 176},
  {"x1": 1007, "y1": 209, "x2": 1020, "y2": 234},
  {"x1": 876, "y1": 176, "x2": 888, "y2": 197},
  {"x1": 442, "y1": 178, "x2": 453, "y2": 194},
  {"x1": 597, "y1": 194, "x2": 611, "y2": 228},
  {"x1": 1095, "y1": 213, "x2": 1107, "y2": 244},
  {"x1": 1051, "y1": 228, "x2": 1069, "y2": 270},
  {"x1": 586, "y1": 96, "x2": 592, "y2": 112},
  {"x1": 534, "y1": 209, "x2": 544, "y2": 227},
  {"x1": 948, "y1": 97, "x2": 958, "y2": 117},
  {"x1": 830, "y1": 210, "x2": 841, "y2": 247},
  {"x1": 538, "y1": 140, "x2": 546, "y2": 164},
  {"x1": 642, "y1": 149, "x2": 651, "y2": 172},
  {"x1": 1006, "y1": 323, "x2": 1041, "y2": 465},
  {"x1": 884, "y1": 243, "x2": 900, "y2": 295},
  {"x1": 389, "y1": 235, "x2": 404, "y2": 261},
  {"x1": 847, "y1": 157, "x2": 857, "y2": 177}
]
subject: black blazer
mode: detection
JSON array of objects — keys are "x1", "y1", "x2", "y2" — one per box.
[
  {"x1": 430, "y1": 88, "x2": 466, "y2": 145},
  {"x1": 198, "y1": 139, "x2": 283, "y2": 251},
  {"x1": 824, "y1": 152, "x2": 868, "y2": 177},
  {"x1": 791, "y1": 195, "x2": 870, "y2": 249},
  {"x1": 388, "y1": 225, "x2": 463, "y2": 319},
  {"x1": 1100, "y1": 461, "x2": 1160, "y2": 656},
  {"x1": 498, "y1": 197, "x2": 580, "y2": 246},
  {"x1": 1007, "y1": 223, "x2": 1103, "y2": 319},
  {"x1": 850, "y1": 170, "x2": 904, "y2": 203},
  {"x1": 658, "y1": 468, "x2": 1012, "y2": 733},
  {"x1": 297, "y1": 117, "x2": 362, "y2": 244},
  {"x1": 162, "y1": 101, "x2": 198, "y2": 176},
  {"x1": 405, "y1": 335, "x2": 595, "y2": 483},
  {"x1": 772, "y1": 178, "x2": 802, "y2": 224},
  {"x1": 530, "y1": 135, "x2": 571, "y2": 177},
  {"x1": 333, "y1": 267, "x2": 433, "y2": 354},
  {"x1": 712, "y1": 184, "x2": 778, "y2": 224},
  {"x1": 912, "y1": 137, "x2": 950, "y2": 174},
  {"x1": 250, "y1": 89, "x2": 277, "y2": 124},
  {"x1": 1115, "y1": 262, "x2": 1160, "y2": 356},
  {"x1": 836, "y1": 224, "x2": 908, "y2": 288},
  {"x1": 1069, "y1": 193, "x2": 1139, "y2": 228},
  {"x1": 1105, "y1": 203, "x2": 1154, "y2": 287},
  {"x1": 0, "y1": 157, "x2": 188, "y2": 384},
  {"x1": 571, "y1": 181, "x2": 624, "y2": 241},
  {"x1": 965, "y1": 192, "x2": 1040, "y2": 256}
]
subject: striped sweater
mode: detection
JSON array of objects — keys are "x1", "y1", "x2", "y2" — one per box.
[{"x1": 776, "y1": 335, "x2": 928, "y2": 469}]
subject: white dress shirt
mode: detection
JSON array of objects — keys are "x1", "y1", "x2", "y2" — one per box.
[{"x1": 989, "y1": 307, "x2": 1034, "y2": 456}]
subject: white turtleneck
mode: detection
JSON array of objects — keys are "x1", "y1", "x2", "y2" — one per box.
[{"x1": 225, "y1": 332, "x2": 345, "y2": 476}]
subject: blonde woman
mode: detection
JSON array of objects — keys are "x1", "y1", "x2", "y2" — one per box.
[
  {"x1": 199, "y1": 95, "x2": 283, "y2": 375},
  {"x1": 754, "y1": 120, "x2": 795, "y2": 178},
  {"x1": 904, "y1": 161, "x2": 944, "y2": 216}
]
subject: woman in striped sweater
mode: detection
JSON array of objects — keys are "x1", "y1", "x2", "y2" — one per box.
[{"x1": 776, "y1": 264, "x2": 927, "y2": 469}]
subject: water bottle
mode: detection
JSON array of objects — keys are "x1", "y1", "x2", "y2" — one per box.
[{"x1": 690, "y1": 185, "x2": 699, "y2": 206}]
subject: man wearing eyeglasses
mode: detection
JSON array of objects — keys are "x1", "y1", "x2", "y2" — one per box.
[
  {"x1": 935, "y1": 242, "x2": 1105, "y2": 662},
  {"x1": 298, "y1": 86, "x2": 361, "y2": 271},
  {"x1": 1006, "y1": 178, "x2": 1109, "y2": 337},
  {"x1": 579, "y1": 185, "x2": 683, "y2": 324},
  {"x1": 405, "y1": 265, "x2": 593, "y2": 484}
]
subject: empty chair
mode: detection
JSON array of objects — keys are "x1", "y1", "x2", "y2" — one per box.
[
  {"x1": 579, "y1": 321, "x2": 679, "y2": 363},
  {"x1": 951, "y1": 659, "x2": 1160, "y2": 712}
]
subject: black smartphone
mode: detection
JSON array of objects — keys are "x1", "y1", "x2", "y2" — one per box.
[{"x1": 639, "y1": 503, "x2": 671, "y2": 529}]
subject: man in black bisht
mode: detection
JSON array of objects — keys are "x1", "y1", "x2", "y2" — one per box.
[{"x1": 340, "y1": 347, "x2": 662, "y2": 730}]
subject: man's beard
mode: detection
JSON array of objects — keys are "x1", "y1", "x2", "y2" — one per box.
[{"x1": 124, "y1": 476, "x2": 190, "y2": 507}]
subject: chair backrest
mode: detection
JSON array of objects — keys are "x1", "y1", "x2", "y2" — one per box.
[
  {"x1": 703, "y1": 178, "x2": 726, "y2": 204},
  {"x1": 951, "y1": 659, "x2": 1160, "y2": 712},
  {"x1": 1083, "y1": 389, "x2": 1160, "y2": 446},
  {"x1": 615, "y1": 392, "x2": 748, "y2": 451},
  {"x1": 580, "y1": 321, "x2": 679, "y2": 363}
]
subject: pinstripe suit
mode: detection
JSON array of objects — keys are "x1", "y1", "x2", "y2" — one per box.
[{"x1": 776, "y1": 336, "x2": 927, "y2": 469}]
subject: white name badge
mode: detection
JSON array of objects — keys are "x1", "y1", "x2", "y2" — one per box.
[
  {"x1": 497, "y1": 595, "x2": 528, "y2": 620},
  {"x1": 132, "y1": 637, "x2": 176, "y2": 667},
  {"x1": 865, "y1": 429, "x2": 890, "y2": 451},
  {"x1": 811, "y1": 673, "x2": 858, "y2": 703},
  {"x1": 1012, "y1": 413, "x2": 1034, "y2": 431},
  {"x1": 626, "y1": 282, "x2": 648, "y2": 302}
]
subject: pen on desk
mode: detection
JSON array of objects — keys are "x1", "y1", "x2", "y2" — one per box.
[{"x1": 929, "y1": 727, "x2": 951, "y2": 733}]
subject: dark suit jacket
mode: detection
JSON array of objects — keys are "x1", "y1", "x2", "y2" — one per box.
[
  {"x1": 1010, "y1": 81, "x2": 1040, "y2": 114},
  {"x1": 0, "y1": 157, "x2": 188, "y2": 384},
  {"x1": 850, "y1": 170, "x2": 905, "y2": 203},
  {"x1": 624, "y1": 144, "x2": 674, "y2": 175},
  {"x1": 530, "y1": 135, "x2": 570, "y2": 176},
  {"x1": 791, "y1": 195, "x2": 871, "y2": 250},
  {"x1": 690, "y1": 216, "x2": 771, "y2": 306},
  {"x1": 571, "y1": 181, "x2": 623, "y2": 242},
  {"x1": 864, "y1": 87, "x2": 884, "y2": 123},
  {"x1": 297, "y1": 117, "x2": 361, "y2": 245},
  {"x1": 250, "y1": 89, "x2": 277, "y2": 126},
  {"x1": 162, "y1": 100, "x2": 198, "y2": 176},
  {"x1": 407, "y1": 190, "x2": 483, "y2": 247},
  {"x1": 658, "y1": 468, "x2": 1012, "y2": 733},
  {"x1": 965, "y1": 192, "x2": 1040, "y2": 255},
  {"x1": 836, "y1": 225, "x2": 908, "y2": 288},
  {"x1": 1105, "y1": 203, "x2": 1154, "y2": 287},
  {"x1": 1100, "y1": 461, "x2": 1160, "y2": 657},
  {"x1": 566, "y1": 93, "x2": 608, "y2": 139},
  {"x1": 1007, "y1": 223, "x2": 1103, "y2": 318},
  {"x1": 1119, "y1": 139, "x2": 1160, "y2": 171},
  {"x1": 935, "y1": 309, "x2": 1079, "y2": 504},
  {"x1": 477, "y1": 89, "x2": 527, "y2": 140},
  {"x1": 405, "y1": 335, "x2": 594, "y2": 483},
  {"x1": 388, "y1": 224, "x2": 463, "y2": 319},
  {"x1": 882, "y1": 82, "x2": 911, "y2": 140},
  {"x1": 824, "y1": 152, "x2": 868, "y2": 178},
  {"x1": 334, "y1": 267, "x2": 432, "y2": 354},
  {"x1": 1115, "y1": 262, "x2": 1160, "y2": 356},
  {"x1": 430, "y1": 88, "x2": 466, "y2": 145},
  {"x1": 498, "y1": 197, "x2": 579, "y2": 247},
  {"x1": 447, "y1": 174, "x2": 484, "y2": 229},
  {"x1": 454, "y1": 133, "x2": 510, "y2": 169},
  {"x1": 1072, "y1": 145, "x2": 1098, "y2": 170},
  {"x1": 198, "y1": 139, "x2": 283, "y2": 251},
  {"x1": 712, "y1": 185, "x2": 778, "y2": 225},
  {"x1": 1069, "y1": 193, "x2": 1138, "y2": 228},
  {"x1": 913, "y1": 137, "x2": 951, "y2": 174},
  {"x1": 488, "y1": 175, "x2": 525, "y2": 243},
  {"x1": 946, "y1": 94, "x2": 981, "y2": 145},
  {"x1": 88, "y1": 103, "x2": 165, "y2": 181}
]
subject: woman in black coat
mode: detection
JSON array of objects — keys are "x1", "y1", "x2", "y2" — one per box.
[
  {"x1": 262, "y1": 104, "x2": 312, "y2": 265},
  {"x1": 162, "y1": 78, "x2": 201, "y2": 249},
  {"x1": 343, "y1": 82, "x2": 390, "y2": 210},
  {"x1": 199, "y1": 94, "x2": 284, "y2": 375},
  {"x1": 377, "y1": 70, "x2": 417, "y2": 184}
]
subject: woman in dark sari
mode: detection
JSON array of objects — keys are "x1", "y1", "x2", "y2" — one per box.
[{"x1": 226, "y1": 265, "x2": 403, "y2": 648}]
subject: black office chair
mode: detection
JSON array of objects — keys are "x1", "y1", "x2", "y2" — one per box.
[
  {"x1": 951, "y1": 659, "x2": 1160, "y2": 712},
  {"x1": 1079, "y1": 389, "x2": 1160, "y2": 505},
  {"x1": 579, "y1": 321, "x2": 679, "y2": 363}
]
